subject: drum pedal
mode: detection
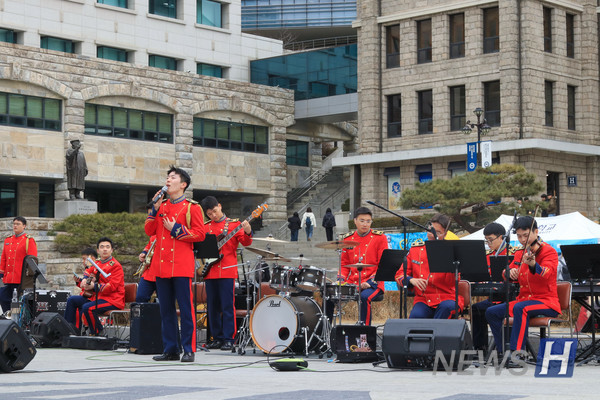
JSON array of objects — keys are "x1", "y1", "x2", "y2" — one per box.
[{"x1": 269, "y1": 358, "x2": 308, "y2": 371}]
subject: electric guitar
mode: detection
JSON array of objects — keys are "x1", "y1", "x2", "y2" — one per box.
[{"x1": 198, "y1": 203, "x2": 268, "y2": 278}]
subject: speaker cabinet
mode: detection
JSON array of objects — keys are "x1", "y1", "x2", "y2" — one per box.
[
  {"x1": 129, "y1": 302, "x2": 163, "y2": 354},
  {"x1": 382, "y1": 319, "x2": 472, "y2": 370},
  {"x1": 0, "y1": 320, "x2": 36, "y2": 372},
  {"x1": 30, "y1": 312, "x2": 76, "y2": 347}
]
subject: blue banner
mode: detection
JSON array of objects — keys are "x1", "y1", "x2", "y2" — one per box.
[
  {"x1": 467, "y1": 142, "x2": 478, "y2": 171},
  {"x1": 383, "y1": 232, "x2": 428, "y2": 291}
]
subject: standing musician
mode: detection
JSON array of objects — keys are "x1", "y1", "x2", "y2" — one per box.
[
  {"x1": 0, "y1": 216, "x2": 37, "y2": 314},
  {"x1": 340, "y1": 206, "x2": 388, "y2": 325},
  {"x1": 471, "y1": 222, "x2": 513, "y2": 352},
  {"x1": 394, "y1": 213, "x2": 463, "y2": 319},
  {"x1": 145, "y1": 165, "x2": 205, "y2": 363},
  {"x1": 200, "y1": 196, "x2": 253, "y2": 350},
  {"x1": 486, "y1": 216, "x2": 560, "y2": 357},
  {"x1": 136, "y1": 234, "x2": 157, "y2": 303},
  {"x1": 64, "y1": 237, "x2": 125, "y2": 335}
]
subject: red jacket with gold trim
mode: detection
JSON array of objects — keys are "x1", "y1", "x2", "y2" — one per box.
[
  {"x1": 340, "y1": 230, "x2": 388, "y2": 292},
  {"x1": 204, "y1": 218, "x2": 253, "y2": 280},
  {"x1": 0, "y1": 233, "x2": 37, "y2": 284},
  {"x1": 140, "y1": 235, "x2": 157, "y2": 282},
  {"x1": 90, "y1": 257, "x2": 125, "y2": 310},
  {"x1": 145, "y1": 197, "x2": 205, "y2": 278}
]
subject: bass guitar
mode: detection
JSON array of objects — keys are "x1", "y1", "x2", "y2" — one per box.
[{"x1": 198, "y1": 203, "x2": 268, "y2": 278}]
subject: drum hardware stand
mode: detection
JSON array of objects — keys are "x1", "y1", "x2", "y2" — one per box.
[
  {"x1": 308, "y1": 270, "x2": 333, "y2": 358},
  {"x1": 355, "y1": 263, "x2": 365, "y2": 325}
]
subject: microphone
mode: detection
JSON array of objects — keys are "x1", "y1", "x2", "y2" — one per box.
[
  {"x1": 151, "y1": 186, "x2": 168, "y2": 205},
  {"x1": 430, "y1": 226, "x2": 438, "y2": 240}
]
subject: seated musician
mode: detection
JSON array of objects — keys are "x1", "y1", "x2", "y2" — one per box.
[
  {"x1": 471, "y1": 222, "x2": 513, "y2": 352},
  {"x1": 339, "y1": 207, "x2": 388, "y2": 325},
  {"x1": 64, "y1": 237, "x2": 125, "y2": 335},
  {"x1": 395, "y1": 213, "x2": 463, "y2": 319},
  {"x1": 486, "y1": 216, "x2": 560, "y2": 357}
]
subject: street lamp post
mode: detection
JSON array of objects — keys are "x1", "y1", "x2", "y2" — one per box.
[{"x1": 462, "y1": 107, "x2": 491, "y2": 168}]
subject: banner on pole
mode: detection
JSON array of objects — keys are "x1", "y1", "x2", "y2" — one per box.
[
  {"x1": 481, "y1": 140, "x2": 492, "y2": 168},
  {"x1": 467, "y1": 142, "x2": 477, "y2": 171}
]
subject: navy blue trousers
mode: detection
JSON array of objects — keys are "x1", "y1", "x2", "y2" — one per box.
[
  {"x1": 156, "y1": 277, "x2": 196, "y2": 354},
  {"x1": 64, "y1": 295, "x2": 118, "y2": 335},
  {"x1": 0, "y1": 283, "x2": 19, "y2": 314},
  {"x1": 205, "y1": 278, "x2": 236, "y2": 343},
  {"x1": 471, "y1": 299, "x2": 494, "y2": 349},
  {"x1": 409, "y1": 300, "x2": 457, "y2": 319},
  {"x1": 136, "y1": 277, "x2": 157, "y2": 303}
]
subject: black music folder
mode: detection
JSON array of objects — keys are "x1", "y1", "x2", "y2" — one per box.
[{"x1": 489, "y1": 255, "x2": 514, "y2": 281}]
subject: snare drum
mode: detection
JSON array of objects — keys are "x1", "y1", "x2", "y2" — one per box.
[
  {"x1": 249, "y1": 295, "x2": 321, "y2": 354},
  {"x1": 269, "y1": 265, "x2": 300, "y2": 293},
  {"x1": 325, "y1": 283, "x2": 358, "y2": 301},
  {"x1": 295, "y1": 266, "x2": 324, "y2": 292}
]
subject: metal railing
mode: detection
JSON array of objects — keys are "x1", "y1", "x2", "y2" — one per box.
[{"x1": 285, "y1": 35, "x2": 357, "y2": 51}]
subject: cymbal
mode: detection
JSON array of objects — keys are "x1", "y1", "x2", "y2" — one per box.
[
  {"x1": 345, "y1": 263, "x2": 376, "y2": 269},
  {"x1": 245, "y1": 246, "x2": 278, "y2": 258},
  {"x1": 252, "y1": 236, "x2": 288, "y2": 244},
  {"x1": 264, "y1": 255, "x2": 291, "y2": 262},
  {"x1": 315, "y1": 240, "x2": 360, "y2": 250}
]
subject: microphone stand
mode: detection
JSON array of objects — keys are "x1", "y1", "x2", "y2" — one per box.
[
  {"x1": 366, "y1": 200, "x2": 432, "y2": 319},
  {"x1": 495, "y1": 211, "x2": 518, "y2": 355}
]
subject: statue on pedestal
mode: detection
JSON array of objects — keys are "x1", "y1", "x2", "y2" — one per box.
[{"x1": 65, "y1": 140, "x2": 88, "y2": 200}]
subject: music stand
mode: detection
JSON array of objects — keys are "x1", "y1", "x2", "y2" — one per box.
[
  {"x1": 561, "y1": 244, "x2": 600, "y2": 365},
  {"x1": 375, "y1": 249, "x2": 407, "y2": 282},
  {"x1": 425, "y1": 240, "x2": 487, "y2": 318},
  {"x1": 193, "y1": 234, "x2": 220, "y2": 347},
  {"x1": 489, "y1": 256, "x2": 514, "y2": 282},
  {"x1": 22, "y1": 256, "x2": 47, "y2": 318}
]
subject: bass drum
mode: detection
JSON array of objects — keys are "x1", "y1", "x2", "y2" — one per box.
[{"x1": 249, "y1": 295, "x2": 321, "y2": 354}]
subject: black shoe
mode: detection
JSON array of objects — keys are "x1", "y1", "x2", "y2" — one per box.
[
  {"x1": 207, "y1": 340, "x2": 223, "y2": 349},
  {"x1": 181, "y1": 352, "x2": 195, "y2": 362},
  {"x1": 220, "y1": 342, "x2": 233, "y2": 351},
  {"x1": 152, "y1": 353, "x2": 180, "y2": 361}
]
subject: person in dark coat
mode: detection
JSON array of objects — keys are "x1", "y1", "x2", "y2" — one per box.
[
  {"x1": 288, "y1": 212, "x2": 301, "y2": 241},
  {"x1": 322, "y1": 208, "x2": 337, "y2": 241}
]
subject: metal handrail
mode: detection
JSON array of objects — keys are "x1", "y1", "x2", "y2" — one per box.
[{"x1": 285, "y1": 35, "x2": 358, "y2": 51}]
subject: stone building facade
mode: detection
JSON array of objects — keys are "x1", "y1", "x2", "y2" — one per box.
[{"x1": 334, "y1": 0, "x2": 600, "y2": 219}]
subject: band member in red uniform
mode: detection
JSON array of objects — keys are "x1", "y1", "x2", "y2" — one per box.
[
  {"x1": 395, "y1": 213, "x2": 463, "y2": 319},
  {"x1": 486, "y1": 216, "x2": 560, "y2": 356},
  {"x1": 69, "y1": 247, "x2": 98, "y2": 332},
  {"x1": 136, "y1": 234, "x2": 157, "y2": 303},
  {"x1": 64, "y1": 237, "x2": 125, "y2": 335},
  {"x1": 145, "y1": 166, "x2": 205, "y2": 363},
  {"x1": 340, "y1": 207, "x2": 388, "y2": 325},
  {"x1": 200, "y1": 196, "x2": 252, "y2": 350},
  {"x1": 0, "y1": 216, "x2": 37, "y2": 314}
]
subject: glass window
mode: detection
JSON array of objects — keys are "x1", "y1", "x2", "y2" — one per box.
[
  {"x1": 543, "y1": 7, "x2": 552, "y2": 53},
  {"x1": 149, "y1": 0, "x2": 177, "y2": 18},
  {"x1": 418, "y1": 90, "x2": 433, "y2": 134},
  {"x1": 197, "y1": 63, "x2": 223, "y2": 78},
  {"x1": 0, "y1": 181, "x2": 17, "y2": 218},
  {"x1": 448, "y1": 161, "x2": 467, "y2": 178},
  {"x1": 39, "y1": 183, "x2": 54, "y2": 218},
  {"x1": 483, "y1": 7, "x2": 499, "y2": 54},
  {"x1": 417, "y1": 19, "x2": 432, "y2": 64},
  {"x1": 0, "y1": 28, "x2": 16, "y2": 44},
  {"x1": 97, "y1": 46, "x2": 128, "y2": 62},
  {"x1": 85, "y1": 104, "x2": 173, "y2": 143},
  {"x1": 567, "y1": 85, "x2": 576, "y2": 130},
  {"x1": 387, "y1": 94, "x2": 401, "y2": 137},
  {"x1": 566, "y1": 14, "x2": 575, "y2": 58},
  {"x1": 0, "y1": 91, "x2": 61, "y2": 131},
  {"x1": 286, "y1": 139, "x2": 308, "y2": 166},
  {"x1": 197, "y1": 0, "x2": 222, "y2": 27},
  {"x1": 98, "y1": 0, "x2": 128, "y2": 7},
  {"x1": 40, "y1": 36, "x2": 75, "y2": 53},
  {"x1": 85, "y1": 186, "x2": 130, "y2": 213},
  {"x1": 415, "y1": 164, "x2": 433, "y2": 185},
  {"x1": 449, "y1": 13, "x2": 465, "y2": 59},
  {"x1": 149, "y1": 55, "x2": 178, "y2": 71},
  {"x1": 449, "y1": 85, "x2": 465, "y2": 131},
  {"x1": 386, "y1": 25, "x2": 400, "y2": 68},
  {"x1": 484, "y1": 80, "x2": 501, "y2": 127},
  {"x1": 193, "y1": 118, "x2": 268, "y2": 154},
  {"x1": 545, "y1": 81, "x2": 553, "y2": 127}
]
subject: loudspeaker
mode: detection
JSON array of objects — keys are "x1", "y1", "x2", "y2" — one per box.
[
  {"x1": 0, "y1": 320, "x2": 37, "y2": 372},
  {"x1": 30, "y1": 312, "x2": 76, "y2": 347},
  {"x1": 62, "y1": 335, "x2": 118, "y2": 350},
  {"x1": 382, "y1": 319, "x2": 473, "y2": 370},
  {"x1": 129, "y1": 302, "x2": 163, "y2": 354}
]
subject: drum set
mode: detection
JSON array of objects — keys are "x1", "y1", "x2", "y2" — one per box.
[{"x1": 232, "y1": 237, "x2": 366, "y2": 357}]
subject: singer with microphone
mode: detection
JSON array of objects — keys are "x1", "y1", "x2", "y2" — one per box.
[
  {"x1": 394, "y1": 213, "x2": 463, "y2": 319},
  {"x1": 145, "y1": 165, "x2": 205, "y2": 363}
]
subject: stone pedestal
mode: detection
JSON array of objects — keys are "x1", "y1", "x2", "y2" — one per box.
[{"x1": 55, "y1": 200, "x2": 98, "y2": 218}]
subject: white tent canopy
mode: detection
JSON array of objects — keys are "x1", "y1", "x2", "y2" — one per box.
[{"x1": 461, "y1": 212, "x2": 600, "y2": 252}]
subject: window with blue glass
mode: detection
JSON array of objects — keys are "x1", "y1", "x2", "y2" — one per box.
[
  {"x1": 0, "y1": 91, "x2": 61, "y2": 131},
  {"x1": 85, "y1": 104, "x2": 173, "y2": 143},
  {"x1": 286, "y1": 140, "x2": 308, "y2": 166},
  {"x1": 197, "y1": 0, "x2": 222, "y2": 27},
  {"x1": 197, "y1": 63, "x2": 223, "y2": 78},
  {"x1": 149, "y1": 55, "x2": 178, "y2": 71},
  {"x1": 97, "y1": 46, "x2": 128, "y2": 62},
  {"x1": 0, "y1": 28, "x2": 16, "y2": 44},
  {"x1": 98, "y1": 0, "x2": 128, "y2": 7},
  {"x1": 41, "y1": 36, "x2": 75, "y2": 53},
  {"x1": 0, "y1": 181, "x2": 17, "y2": 218},
  {"x1": 150, "y1": 0, "x2": 177, "y2": 18},
  {"x1": 250, "y1": 44, "x2": 357, "y2": 101},
  {"x1": 193, "y1": 118, "x2": 268, "y2": 154}
]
